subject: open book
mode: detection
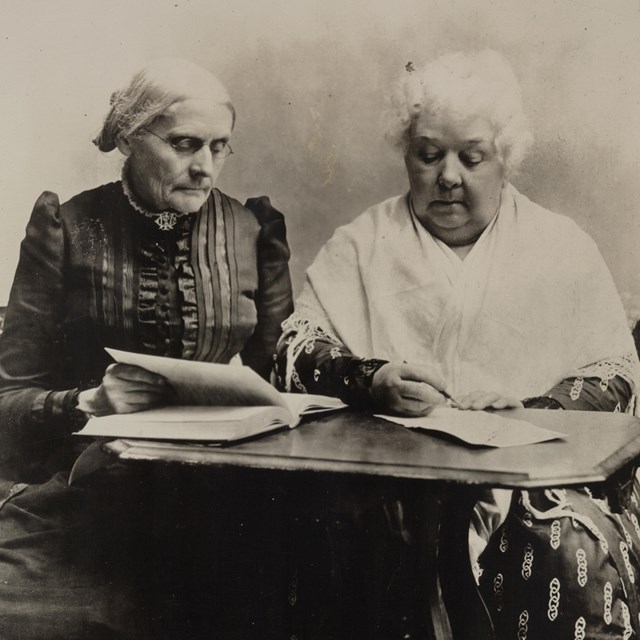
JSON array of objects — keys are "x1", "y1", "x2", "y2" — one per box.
[{"x1": 75, "y1": 348, "x2": 346, "y2": 443}]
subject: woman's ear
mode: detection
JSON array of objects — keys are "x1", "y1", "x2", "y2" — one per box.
[{"x1": 115, "y1": 135, "x2": 133, "y2": 157}]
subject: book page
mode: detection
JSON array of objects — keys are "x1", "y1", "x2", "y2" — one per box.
[
  {"x1": 77, "y1": 405, "x2": 291, "y2": 440},
  {"x1": 106, "y1": 348, "x2": 286, "y2": 409},
  {"x1": 376, "y1": 407, "x2": 566, "y2": 448}
]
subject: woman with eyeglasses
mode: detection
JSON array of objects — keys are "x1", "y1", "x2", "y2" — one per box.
[{"x1": 0, "y1": 58, "x2": 292, "y2": 638}]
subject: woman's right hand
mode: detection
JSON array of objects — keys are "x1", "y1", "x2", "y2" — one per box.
[
  {"x1": 77, "y1": 364, "x2": 171, "y2": 416},
  {"x1": 371, "y1": 362, "x2": 448, "y2": 417}
]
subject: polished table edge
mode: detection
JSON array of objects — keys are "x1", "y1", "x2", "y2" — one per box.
[
  {"x1": 102, "y1": 437, "x2": 613, "y2": 489},
  {"x1": 100, "y1": 408, "x2": 640, "y2": 490}
]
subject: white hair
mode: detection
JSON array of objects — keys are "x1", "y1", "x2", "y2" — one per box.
[
  {"x1": 93, "y1": 58, "x2": 235, "y2": 152},
  {"x1": 385, "y1": 50, "x2": 533, "y2": 175}
]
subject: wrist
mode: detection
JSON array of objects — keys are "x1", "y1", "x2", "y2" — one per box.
[
  {"x1": 65, "y1": 389, "x2": 89, "y2": 432},
  {"x1": 77, "y1": 387, "x2": 110, "y2": 416},
  {"x1": 352, "y1": 359, "x2": 388, "y2": 410}
]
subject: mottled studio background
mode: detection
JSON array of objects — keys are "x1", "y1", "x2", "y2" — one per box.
[{"x1": 0, "y1": 0, "x2": 638, "y2": 313}]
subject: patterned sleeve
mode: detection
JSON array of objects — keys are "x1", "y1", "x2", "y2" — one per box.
[
  {"x1": 274, "y1": 283, "x2": 387, "y2": 408},
  {"x1": 523, "y1": 356, "x2": 636, "y2": 413}
]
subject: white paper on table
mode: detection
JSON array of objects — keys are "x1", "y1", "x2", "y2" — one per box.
[{"x1": 376, "y1": 407, "x2": 566, "y2": 448}]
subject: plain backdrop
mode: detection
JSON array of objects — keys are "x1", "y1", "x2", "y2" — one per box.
[{"x1": 0, "y1": 0, "x2": 638, "y2": 315}]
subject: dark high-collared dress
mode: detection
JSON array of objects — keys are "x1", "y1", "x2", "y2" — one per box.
[{"x1": 0, "y1": 181, "x2": 293, "y2": 639}]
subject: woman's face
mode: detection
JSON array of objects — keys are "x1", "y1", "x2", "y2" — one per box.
[
  {"x1": 120, "y1": 99, "x2": 234, "y2": 213},
  {"x1": 405, "y1": 111, "x2": 506, "y2": 246}
]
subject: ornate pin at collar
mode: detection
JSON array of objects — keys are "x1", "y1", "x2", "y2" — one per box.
[{"x1": 153, "y1": 212, "x2": 179, "y2": 231}]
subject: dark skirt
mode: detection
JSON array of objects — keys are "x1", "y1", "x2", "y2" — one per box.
[
  {"x1": 0, "y1": 464, "x2": 297, "y2": 640},
  {"x1": 0, "y1": 469, "x2": 153, "y2": 639}
]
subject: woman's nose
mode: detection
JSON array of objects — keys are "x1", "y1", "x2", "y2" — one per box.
[
  {"x1": 438, "y1": 154, "x2": 462, "y2": 189},
  {"x1": 189, "y1": 145, "x2": 215, "y2": 179}
]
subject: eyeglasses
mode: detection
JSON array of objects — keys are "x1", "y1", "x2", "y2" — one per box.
[{"x1": 142, "y1": 128, "x2": 234, "y2": 159}]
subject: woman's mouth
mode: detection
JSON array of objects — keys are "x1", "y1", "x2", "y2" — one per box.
[
  {"x1": 431, "y1": 199, "x2": 466, "y2": 206},
  {"x1": 179, "y1": 187, "x2": 207, "y2": 193}
]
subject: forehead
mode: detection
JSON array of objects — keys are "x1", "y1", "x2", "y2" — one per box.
[
  {"x1": 158, "y1": 99, "x2": 234, "y2": 136},
  {"x1": 412, "y1": 110, "x2": 495, "y2": 147}
]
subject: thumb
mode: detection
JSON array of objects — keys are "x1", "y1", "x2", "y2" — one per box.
[{"x1": 399, "y1": 362, "x2": 447, "y2": 391}]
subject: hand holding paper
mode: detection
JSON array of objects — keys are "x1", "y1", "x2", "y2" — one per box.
[{"x1": 75, "y1": 349, "x2": 346, "y2": 445}]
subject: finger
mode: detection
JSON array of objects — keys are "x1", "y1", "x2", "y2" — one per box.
[
  {"x1": 391, "y1": 397, "x2": 434, "y2": 417},
  {"x1": 490, "y1": 397, "x2": 524, "y2": 410},
  {"x1": 456, "y1": 390, "x2": 491, "y2": 410},
  {"x1": 110, "y1": 388, "x2": 168, "y2": 403},
  {"x1": 455, "y1": 392, "x2": 475, "y2": 410},
  {"x1": 468, "y1": 392, "x2": 503, "y2": 410},
  {"x1": 466, "y1": 390, "x2": 490, "y2": 403},
  {"x1": 399, "y1": 380, "x2": 446, "y2": 405},
  {"x1": 123, "y1": 387, "x2": 170, "y2": 401},
  {"x1": 109, "y1": 392, "x2": 168, "y2": 414},
  {"x1": 105, "y1": 381, "x2": 171, "y2": 404},
  {"x1": 397, "y1": 363, "x2": 446, "y2": 391},
  {"x1": 106, "y1": 363, "x2": 168, "y2": 385},
  {"x1": 103, "y1": 380, "x2": 170, "y2": 402},
  {"x1": 110, "y1": 401, "x2": 163, "y2": 415}
]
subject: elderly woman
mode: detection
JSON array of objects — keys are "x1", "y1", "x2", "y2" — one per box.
[
  {"x1": 276, "y1": 51, "x2": 640, "y2": 639},
  {"x1": 0, "y1": 58, "x2": 292, "y2": 639}
]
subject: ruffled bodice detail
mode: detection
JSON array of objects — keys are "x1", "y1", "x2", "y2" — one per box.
[
  {"x1": 175, "y1": 221, "x2": 198, "y2": 359},
  {"x1": 128, "y1": 188, "x2": 255, "y2": 362},
  {"x1": 137, "y1": 214, "x2": 198, "y2": 358}
]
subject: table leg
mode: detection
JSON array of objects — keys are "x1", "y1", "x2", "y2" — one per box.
[
  {"x1": 282, "y1": 476, "x2": 495, "y2": 640},
  {"x1": 412, "y1": 486, "x2": 495, "y2": 640}
]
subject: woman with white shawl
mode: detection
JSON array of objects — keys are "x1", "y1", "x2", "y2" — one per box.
[{"x1": 277, "y1": 50, "x2": 640, "y2": 639}]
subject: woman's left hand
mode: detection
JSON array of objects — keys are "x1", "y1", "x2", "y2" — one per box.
[{"x1": 455, "y1": 391, "x2": 523, "y2": 411}]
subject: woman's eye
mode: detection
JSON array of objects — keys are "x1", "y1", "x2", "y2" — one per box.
[
  {"x1": 210, "y1": 141, "x2": 229, "y2": 156},
  {"x1": 461, "y1": 153, "x2": 483, "y2": 166},
  {"x1": 171, "y1": 138, "x2": 201, "y2": 152},
  {"x1": 419, "y1": 152, "x2": 441, "y2": 164}
]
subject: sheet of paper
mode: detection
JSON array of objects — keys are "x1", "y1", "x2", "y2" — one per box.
[
  {"x1": 106, "y1": 348, "x2": 286, "y2": 408},
  {"x1": 376, "y1": 407, "x2": 566, "y2": 448}
]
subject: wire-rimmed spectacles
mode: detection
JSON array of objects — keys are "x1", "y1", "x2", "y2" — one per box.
[{"x1": 142, "y1": 128, "x2": 234, "y2": 159}]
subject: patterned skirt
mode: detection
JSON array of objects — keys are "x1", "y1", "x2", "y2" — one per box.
[{"x1": 479, "y1": 483, "x2": 640, "y2": 640}]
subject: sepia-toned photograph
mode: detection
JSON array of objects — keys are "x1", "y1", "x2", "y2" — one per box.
[{"x1": 0, "y1": 0, "x2": 639, "y2": 638}]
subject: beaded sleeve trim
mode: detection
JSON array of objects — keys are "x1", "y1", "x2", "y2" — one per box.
[
  {"x1": 574, "y1": 354, "x2": 640, "y2": 414},
  {"x1": 278, "y1": 285, "x2": 343, "y2": 392}
]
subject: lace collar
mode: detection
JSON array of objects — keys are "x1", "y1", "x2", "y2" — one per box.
[{"x1": 121, "y1": 168, "x2": 191, "y2": 231}]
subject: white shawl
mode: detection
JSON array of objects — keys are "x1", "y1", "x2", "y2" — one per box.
[{"x1": 291, "y1": 184, "x2": 639, "y2": 401}]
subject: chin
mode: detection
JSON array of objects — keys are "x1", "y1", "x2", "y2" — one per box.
[{"x1": 171, "y1": 192, "x2": 208, "y2": 214}]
